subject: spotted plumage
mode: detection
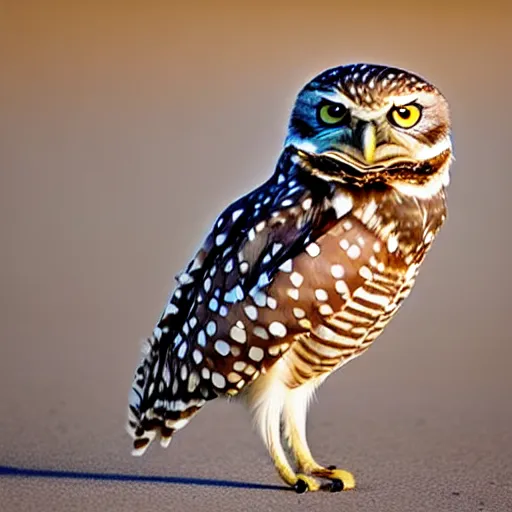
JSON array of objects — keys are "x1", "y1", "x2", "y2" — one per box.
[{"x1": 127, "y1": 63, "x2": 453, "y2": 492}]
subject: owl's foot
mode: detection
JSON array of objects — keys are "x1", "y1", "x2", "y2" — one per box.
[
  {"x1": 293, "y1": 473, "x2": 321, "y2": 493},
  {"x1": 264, "y1": 441, "x2": 322, "y2": 493},
  {"x1": 291, "y1": 468, "x2": 355, "y2": 493},
  {"x1": 310, "y1": 465, "x2": 356, "y2": 492}
]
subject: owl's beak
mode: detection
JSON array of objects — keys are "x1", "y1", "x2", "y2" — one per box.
[{"x1": 358, "y1": 122, "x2": 377, "y2": 164}]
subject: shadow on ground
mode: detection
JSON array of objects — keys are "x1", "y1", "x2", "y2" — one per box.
[{"x1": 0, "y1": 465, "x2": 288, "y2": 491}]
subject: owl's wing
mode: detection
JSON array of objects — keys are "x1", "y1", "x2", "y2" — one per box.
[
  {"x1": 127, "y1": 155, "x2": 345, "y2": 450},
  {"x1": 159, "y1": 173, "x2": 335, "y2": 335}
]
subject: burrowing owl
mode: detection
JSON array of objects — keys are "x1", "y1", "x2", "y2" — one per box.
[{"x1": 127, "y1": 63, "x2": 452, "y2": 493}]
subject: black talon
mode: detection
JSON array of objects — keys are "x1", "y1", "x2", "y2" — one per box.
[
  {"x1": 329, "y1": 479, "x2": 344, "y2": 493},
  {"x1": 294, "y1": 478, "x2": 309, "y2": 494},
  {"x1": 327, "y1": 465, "x2": 337, "y2": 470}
]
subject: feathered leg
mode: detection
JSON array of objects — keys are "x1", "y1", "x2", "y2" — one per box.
[
  {"x1": 283, "y1": 378, "x2": 356, "y2": 492},
  {"x1": 244, "y1": 360, "x2": 320, "y2": 493}
]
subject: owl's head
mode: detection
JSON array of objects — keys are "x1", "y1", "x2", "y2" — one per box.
[{"x1": 285, "y1": 64, "x2": 453, "y2": 198}]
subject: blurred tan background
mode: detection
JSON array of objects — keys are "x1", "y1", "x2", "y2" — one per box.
[{"x1": 1, "y1": 1, "x2": 511, "y2": 510}]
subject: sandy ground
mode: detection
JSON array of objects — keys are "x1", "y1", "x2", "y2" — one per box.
[
  {"x1": 2, "y1": 360, "x2": 511, "y2": 511},
  {"x1": 1, "y1": 2, "x2": 511, "y2": 511}
]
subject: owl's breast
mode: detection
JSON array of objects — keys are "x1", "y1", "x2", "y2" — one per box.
[
  {"x1": 267, "y1": 185, "x2": 448, "y2": 387},
  {"x1": 268, "y1": 185, "x2": 447, "y2": 324},
  {"x1": 350, "y1": 185, "x2": 448, "y2": 262}
]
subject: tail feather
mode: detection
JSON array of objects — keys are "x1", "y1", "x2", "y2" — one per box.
[{"x1": 126, "y1": 328, "x2": 216, "y2": 456}]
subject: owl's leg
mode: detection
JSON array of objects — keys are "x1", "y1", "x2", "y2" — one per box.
[
  {"x1": 283, "y1": 380, "x2": 356, "y2": 492},
  {"x1": 244, "y1": 362, "x2": 321, "y2": 493}
]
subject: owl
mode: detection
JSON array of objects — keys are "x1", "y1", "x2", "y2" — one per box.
[{"x1": 127, "y1": 63, "x2": 452, "y2": 493}]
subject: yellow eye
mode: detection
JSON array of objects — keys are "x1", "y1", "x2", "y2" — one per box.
[
  {"x1": 318, "y1": 103, "x2": 349, "y2": 125},
  {"x1": 389, "y1": 104, "x2": 422, "y2": 129}
]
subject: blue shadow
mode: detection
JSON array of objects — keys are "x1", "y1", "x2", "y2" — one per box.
[{"x1": 0, "y1": 465, "x2": 288, "y2": 491}]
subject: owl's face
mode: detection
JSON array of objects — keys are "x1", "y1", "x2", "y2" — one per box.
[{"x1": 285, "y1": 64, "x2": 452, "y2": 196}]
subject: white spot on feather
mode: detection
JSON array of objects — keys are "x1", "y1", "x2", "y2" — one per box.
[
  {"x1": 212, "y1": 372, "x2": 226, "y2": 388},
  {"x1": 331, "y1": 192, "x2": 353, "y2": 219},
  {"x1": 248, "y1": 346, "x2": 264, "y2": 362},
  {"x1": 305, "y1": 243, "x2": 320, "y2": 258},
  {"x1": 215, "y1": 340, "x2": 230, "y2": 356},
  {"x1": 232, "y1": 209, "x2": 244, "y2": 222},
  {"x1": 215, "y1": 234, "x2": 227, "y2": 246},
  {"x1": 230, "y1": 325, "x2": 247, "y2": 344},
  {"x1": 279, "y1": 259, "x2": 293, "y2": 273},
  {"x1": 163, "y1": 303, "x2": 178, "y2": 317},
  {"x1": 269, "y1": 321, "x2": 287, "y2": 338}
]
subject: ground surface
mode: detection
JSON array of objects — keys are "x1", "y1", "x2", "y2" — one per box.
[{"x1": 2, "y1": 364, "x2": 511, "y2": 511}]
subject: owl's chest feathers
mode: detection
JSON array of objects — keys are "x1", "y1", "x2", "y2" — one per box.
[
  {"x1": 346, "y1": 185, "x2": 447, "y2": 264},
  {"x1": 278, "y1": 185, "x2": 448, "y2": 384}
]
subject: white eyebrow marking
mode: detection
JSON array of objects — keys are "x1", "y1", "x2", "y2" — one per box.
[
  {"x1": 387, "y1": 94, "x2": 423, "y2": 106},
  {"x1": 318, "y1": 91, "x2": 354, "y2": 109}
]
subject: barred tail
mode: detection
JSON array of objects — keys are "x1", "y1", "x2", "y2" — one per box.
[{"x1": 126, "y1": 330, "x2": 215, "y2": 456}]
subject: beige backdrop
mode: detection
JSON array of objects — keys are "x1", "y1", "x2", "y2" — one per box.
[{"x1": 1, "y1": 1, "x2": 511, "y2": 511}]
